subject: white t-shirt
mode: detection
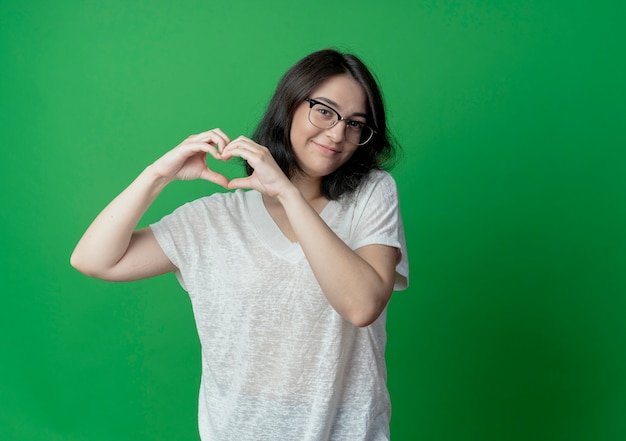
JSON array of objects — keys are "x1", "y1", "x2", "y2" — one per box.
[{"x1": 151, "y1": 170, "x2": 409, "y2": 441}]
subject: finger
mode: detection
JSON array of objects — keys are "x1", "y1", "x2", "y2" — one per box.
[
  {"x1": 186, "y1": 128, "x2": 231, "y2": 144},
  {"x1": 221, "y1": 136, "x2": 255, "y2": 153},
  {"x1": 221, "y1": 139, "x2": 263, "y2": 161},
  {"x1": 186, "y1": 129, "x2": 231, "y2": 153},
  {"x1": 202, "y1": 128, "x2": 231, "y2": 153},
  {"x1": 203, "y1": 143, "x2": 224, "y2": 161},
  {"x1": 178, "y1": 142, "x2": 221, "y2": 161},
  {"x1": 221, "y1": 144, "x2": 250, "y2": 162},
  {"x1": 198, "y1": 168, "x2": 230, "y2": 188},
  {"x1": 210, "y1": 128, "x2": 232, "y2": 153},
  {"x1": 227, "y1": 176, "x2": 257, "y2": 190}
]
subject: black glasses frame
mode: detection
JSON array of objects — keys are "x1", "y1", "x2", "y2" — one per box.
[{"x1": 304, "y1": 98, "x2": 376, "y2": 146}]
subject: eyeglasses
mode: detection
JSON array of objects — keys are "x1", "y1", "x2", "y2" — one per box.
[{"x1": 304, "y1": 98, "x2": 375, "y2": 146}]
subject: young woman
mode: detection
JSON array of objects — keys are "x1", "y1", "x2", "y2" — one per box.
[{"x1": 71, "y1": 49, "x2": 409, "y2": 440}]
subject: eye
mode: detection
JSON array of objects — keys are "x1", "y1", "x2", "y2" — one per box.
[
  {"x1": 346, "y1": 120, "x2": 365, "y2": 131},
  {"x1": 313, "y1": 105, "x2": 335, "y2": 120}
]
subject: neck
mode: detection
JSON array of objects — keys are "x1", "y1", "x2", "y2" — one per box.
[
  {"x1": 262, "y1": 174, "x2": 327, "y2": 214},
  {"x1": 291, "y1": 173, "x2": 325, "y2": 203}
]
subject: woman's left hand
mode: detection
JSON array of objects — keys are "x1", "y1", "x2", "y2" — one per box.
[{"x1": 222, "y1": 136, "x2": 294, "y2": 197}]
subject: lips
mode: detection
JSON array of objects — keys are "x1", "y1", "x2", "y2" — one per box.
[{"x1": 314, "y1": 141, "x2": 341, "y2": 155}]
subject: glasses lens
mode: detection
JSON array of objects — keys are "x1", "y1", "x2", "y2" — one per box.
[
  {"x1": 308, "y1": 101, "x2": 373, "y2": 146},
  {"x1": 309, "y1": 103, "x2": 337, "y2": 129},
  {"x1": 345, "y1": 122, "x2": 373, "y2": 146},
  {"x1": 360, "y1": 127, "x2": 374, "y2": 145}
]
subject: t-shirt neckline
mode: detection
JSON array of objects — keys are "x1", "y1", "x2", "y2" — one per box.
[{"x1": 244, "y1": 190, "x2": 340, "y2": 263}]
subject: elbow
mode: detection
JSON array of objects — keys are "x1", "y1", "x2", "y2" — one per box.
[
  {"x1": 69, "y1": 250, "x2": 84, "y2": 273},
  {"x1": 347, "y1": 309, "x2": 383, "y2": 328},
  {"x1": 70, "y1": 252, "x2": 93, "y2": 277},
  {"x1": 349, "y1": 315, "x2": 378, "y2": 328},
  {"x1": 343, "y1": 297, "x2": 390, "y2": 328},
  {"x1": 69, "y1": 250, "x2": 105, "y2": 279}
]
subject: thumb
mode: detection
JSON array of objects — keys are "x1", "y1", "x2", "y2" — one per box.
[
  {"x1": 227, "y1": 176, "x2": 256, "y2": 191},
  {"x1": 199, "y1": 168, "x2": 230, "y2": 188}
]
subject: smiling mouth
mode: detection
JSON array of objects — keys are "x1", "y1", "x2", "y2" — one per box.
[{"x1": 314, "y1": 142, "x2": 341, "y2": 155}]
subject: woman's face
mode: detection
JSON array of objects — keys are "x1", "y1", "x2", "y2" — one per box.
[{"x1": 289, "y1": 74, "x2": 367, "y2": 180}]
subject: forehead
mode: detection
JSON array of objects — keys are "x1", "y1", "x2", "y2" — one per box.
[{"x1": 309, "y1": 74, "x2": 367, "y2": 114}]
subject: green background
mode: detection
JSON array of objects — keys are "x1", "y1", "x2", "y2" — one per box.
[{"x1": 1, "y1": 0, "x2": 625, "y2": 440}]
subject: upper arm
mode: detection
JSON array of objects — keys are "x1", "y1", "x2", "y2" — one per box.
[
  {"x1": 356, "y1": 243, "x2": 400, "y2": 283},
  {"x1": 98, "y1": 227, "x2": 177, "y2": 282},
  {"x1": 355, "y1": 243, "x2": 401, "y2": 308}
]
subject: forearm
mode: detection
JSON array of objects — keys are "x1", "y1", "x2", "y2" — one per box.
[
  {"x1": 70, "y1": 165, "x2": 169, "y2": 276},
  {"x1": 278, "y1": 188, "x2": 395, "y2": 327}
]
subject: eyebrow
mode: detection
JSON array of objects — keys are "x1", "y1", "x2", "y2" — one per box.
[{"x1": 313, "y1": 97, "x2": 368, "y2": 119}]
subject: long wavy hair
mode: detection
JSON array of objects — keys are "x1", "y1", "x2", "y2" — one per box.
[{"x1": 250, "y1": 49, "x2": 398, "y2": 200}]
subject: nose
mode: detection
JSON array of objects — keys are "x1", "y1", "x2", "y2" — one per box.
[{"x1": 325, "y1": 120, "x2": 346, "y2": 143}]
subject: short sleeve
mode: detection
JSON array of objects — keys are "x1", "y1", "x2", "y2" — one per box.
[
  {"x1": 350, "y1": 171, "x2": 409, "y2": 291},
  {"x1": 149, "y1": 197, "x2": 216, "y2": 292}
]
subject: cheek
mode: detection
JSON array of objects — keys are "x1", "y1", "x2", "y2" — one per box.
[{"x1": 290, "y1": 106, "x2": 316, "y2": 143}]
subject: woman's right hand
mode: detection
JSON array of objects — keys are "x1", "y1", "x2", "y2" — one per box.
[{"x1": 150, "y1": 128, "x2": 232, "y2": 187}]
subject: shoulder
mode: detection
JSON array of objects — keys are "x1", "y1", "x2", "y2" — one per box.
[
  {"x1": 349, "y1": 170, "x2": 398, "y2": 203},
  {"x1": 151, "y1": 190, "x2": 250, "y2": 247},
  {"x1": 365, "y1": 169, "x2": 397, "y2": 189},
  {"x1": 332, "y1": 170, "x2": 399, "y2": 218}
]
